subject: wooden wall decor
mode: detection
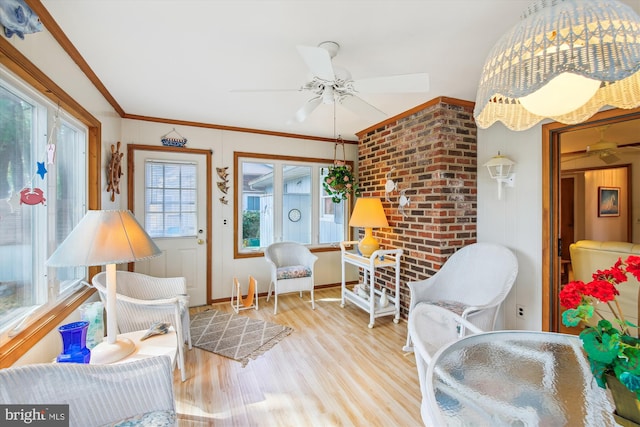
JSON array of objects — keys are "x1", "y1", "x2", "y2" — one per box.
[
  {"x1": 107, "y1": 141, "x2": 124, "y2": 201},
  {"x1": 216, "y1": 167, "x2": 229, "y2": 204}
]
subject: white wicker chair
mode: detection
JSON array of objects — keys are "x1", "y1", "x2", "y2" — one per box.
[
  {"x1": 92, "y1": 271, "x2": 191, "y2": 381},
  {"x1": 403, "y1": 242, "x2": 518, "y2": 351},
  {"x1": 265, "y1": 242, "x2": 318, "y2": 314},
  {"x1": 0, "y1": 356, "x2": 176, "y2": 427},
  {"x1": 408, "y1": 303, "x2": 483, "y2": 426}
]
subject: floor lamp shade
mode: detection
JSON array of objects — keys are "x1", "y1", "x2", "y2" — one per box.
[
  {"x1": 349, "y1": 198, "x2": 389, "y2": 257},
  {"x1": 47, "y1": 210, "x2": 161, "y2": 364}
]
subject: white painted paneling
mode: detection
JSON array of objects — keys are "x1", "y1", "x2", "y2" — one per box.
[
  {"x1": 478, "y1": 123, "x2": 545, "y2": 331},
  {"x1": 121, "y1": 119, "x2": 358, "y2": 302}
]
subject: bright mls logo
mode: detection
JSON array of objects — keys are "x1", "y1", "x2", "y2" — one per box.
[{"x1": 0, "y1": 405, "x2": 68, "y2": 426}]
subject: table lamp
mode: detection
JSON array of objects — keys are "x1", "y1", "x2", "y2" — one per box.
[
  {"x1": 349, "y1": 198, "x2": 389, "y2": 257},
  {"x1": 47, "y1": 210, "x2": 161, "y2": 364}
]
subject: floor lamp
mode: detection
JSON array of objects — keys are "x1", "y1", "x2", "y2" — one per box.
[{"x1": 47, "y1": 210, "x2": 161, "y2": 364}]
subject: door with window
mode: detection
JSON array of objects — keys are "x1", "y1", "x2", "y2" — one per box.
[{"x1": 131, "y1": 145, "x2": 211, "y2": 306}]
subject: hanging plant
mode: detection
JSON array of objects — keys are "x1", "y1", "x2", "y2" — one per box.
[{"x1": 322, "y1": 164, "x2": 361, "y2": 203}]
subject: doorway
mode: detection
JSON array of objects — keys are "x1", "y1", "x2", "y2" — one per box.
[
  {"x1": 127, "y1": 144, "x2": 212, "y2": 306},
  {"x1": 542, "y1": 107, "x2": 640, "y2": 332}
]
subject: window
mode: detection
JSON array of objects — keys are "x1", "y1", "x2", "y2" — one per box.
[
  {"x1": 0, "y1": 70, "x2": 87, "y2": 340},
  {"x1": 144, "y1": 161, "x2": 197, "y2": 238},
  {"x1": 236, "y1": 152, "x2": 350, "y2": 254}
]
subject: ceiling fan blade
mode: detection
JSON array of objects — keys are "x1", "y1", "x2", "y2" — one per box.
[
  {"x1": 339, "y1": 94, "x2": 387, "y2": 121},
  {"x1": 296, "y1": 45, "x2": 335, "y2": 81},
  {"x1": 294, "y1": 97, "x2": 322, "y2": 122},
  {"x1": 230, "y1": 88, "x2": 300, "y2": 93},
  {"x1": 353, "y1": 73, "x2": 430, "y2": 93}
]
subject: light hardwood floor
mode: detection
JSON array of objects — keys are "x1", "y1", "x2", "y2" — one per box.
[{"x1": 174, "y1": 287, "x2": 423, "y2": 427}]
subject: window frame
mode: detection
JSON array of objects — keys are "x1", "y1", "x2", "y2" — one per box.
[
  {"x1": 234, "y1": 151, "x2": 354, "y2": 258},
  {"x1": 0, "y1": 38, "x2": 101, "y2": 368}
]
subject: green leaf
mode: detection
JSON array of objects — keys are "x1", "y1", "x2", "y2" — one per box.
[
  {"x1": 562, "y1": 309, "x2": 582, "y2": 327},
  {"x1": 580, "y1": 328, "x2": 618, "y2": 365}
]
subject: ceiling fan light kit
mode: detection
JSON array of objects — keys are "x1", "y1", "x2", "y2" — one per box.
[
  {"x1": 474, "y1": 0, "x2": 640, "y2": 131},
  {"x1": 287, "y1": 40, "x2": 430, "y2": 123}
]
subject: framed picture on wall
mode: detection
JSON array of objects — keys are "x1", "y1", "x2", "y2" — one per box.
[{"x1": 598, "y1": 187, "x2": 620, "y2": 217}]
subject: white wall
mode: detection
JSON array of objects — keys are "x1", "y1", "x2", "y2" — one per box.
[
  {"x1": 477, "y1": 123, "x2": 544, "y2": 331},
  {"x1": 120, "y1": 119, "x2": 358, "y2": 301}
]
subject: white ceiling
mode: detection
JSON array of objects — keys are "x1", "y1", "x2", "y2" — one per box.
[{"x1": 40, "y1": 0, "x2": 640, "y2": 143}]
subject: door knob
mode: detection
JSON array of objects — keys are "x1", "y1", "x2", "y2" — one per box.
[{"x1": 197, "y1": 239, "x2": 205, "y2": 245}]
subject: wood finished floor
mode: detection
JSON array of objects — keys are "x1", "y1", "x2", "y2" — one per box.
[{"x1": 174, "y1": 287, "x2": 422, "y2": 427}]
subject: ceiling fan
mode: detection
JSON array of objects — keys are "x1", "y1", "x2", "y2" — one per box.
[
  {"x1": 235, "y1": 41, "x2": 430, "y2": 123},
  {"x1": 562, "y1": 127, "x2": 640, "y2": 164}
]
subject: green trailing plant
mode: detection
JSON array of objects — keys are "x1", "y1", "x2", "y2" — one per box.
[
  {"x1": 560, "y1": 255, "x2": 640, "y2": 397},
  {"x1": 322, "y1": 164, "x2": 361, "y2": 203}
]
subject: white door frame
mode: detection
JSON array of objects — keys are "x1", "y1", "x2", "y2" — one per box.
[{"x1": 127, "y1": 144, "x2": 212, "y2": 305}]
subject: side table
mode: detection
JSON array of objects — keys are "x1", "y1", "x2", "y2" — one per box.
[
  {"x1": 340, "y1": 241, "x2": 402, "y2": 328},
  {"x1": 107, "y1": 328, "x2": 178, "y2": 367}
]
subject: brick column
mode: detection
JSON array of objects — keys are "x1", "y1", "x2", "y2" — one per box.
[{"x1": 356, "y1": 97, "x2": 477, "y2": 319}]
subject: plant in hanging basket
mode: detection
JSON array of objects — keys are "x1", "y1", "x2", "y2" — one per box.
[
  {"x1": 560, "y1": 255, "x2": 640, "y2": 400},
  {"x1": 322, "y1": 164, "x2": 361, "y2": 203}
]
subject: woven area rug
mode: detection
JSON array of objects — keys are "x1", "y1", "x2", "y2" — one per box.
[{"x1": 190, "y1": 309, "x2": 293, "y2": 367}]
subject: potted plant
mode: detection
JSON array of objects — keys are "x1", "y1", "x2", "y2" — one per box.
[
  {"x1": 322, "y1": 164, "x2": 361, "y2": 203},
  {"x1": 560, "y1": 255, "x2": 640, "y2": 423}
]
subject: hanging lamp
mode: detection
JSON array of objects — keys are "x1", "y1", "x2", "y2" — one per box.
[{"x1": 474, "y1": 0, "x2": 640, "y2": 131}]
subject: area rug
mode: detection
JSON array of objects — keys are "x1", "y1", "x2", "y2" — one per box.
[{"x1": 190, "y1": 309, "x2": 293, "y2": 367}]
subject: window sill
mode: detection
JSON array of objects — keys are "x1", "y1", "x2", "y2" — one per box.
[
  {"x1": 0, "y1": 286, "x2": 96, "y2": 368},
  {"x1": 235, "y1": 245, "x2": 341, "y2": 259}
]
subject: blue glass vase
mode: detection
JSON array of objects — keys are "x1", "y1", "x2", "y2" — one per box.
[{"x1": 57, "y1": 321, "x2": 91, "y2": 363}]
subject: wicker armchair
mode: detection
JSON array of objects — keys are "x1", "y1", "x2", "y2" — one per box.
[
  {"x1": 404, "y1": 242, "x2": 518, "y2": 351},
  {"x1": 265, "y1": 242, "x2": 317, "y2": 314},
  {"x1": 92, "y1": 271, "x2": 191, "y2": 381},
  {"x1": 0, "y1": 356, "x2": 176, "y2": 427},
  {"x1": 408, "y1": 303, "x2": 483, "y2": 426}
]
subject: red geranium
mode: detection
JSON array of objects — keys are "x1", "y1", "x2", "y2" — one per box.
[
  {"x1": 559, "y1": 280, "x2": 586, "y2": 309},
  {"x1": 585, "y1": 279, "x2": 618, "y2": 303}
]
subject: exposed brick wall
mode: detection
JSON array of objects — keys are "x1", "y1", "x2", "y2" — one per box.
[{"x1": 356, "y1": 97, "x2": 477, "y2": 319}]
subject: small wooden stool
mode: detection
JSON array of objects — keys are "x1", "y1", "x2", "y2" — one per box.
[{"x1": 230, "y1": 276, "x2": 258, "y2": 313}]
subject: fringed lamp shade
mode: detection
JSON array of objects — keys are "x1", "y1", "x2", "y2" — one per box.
[{"x1": 474, "y1": 0, "x2": 640, "y2": 131}]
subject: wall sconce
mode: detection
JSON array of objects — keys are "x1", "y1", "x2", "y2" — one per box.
[
  {"x1": 474, "y1": 0, "x2": 640, "y2": 130},
  {"x1": 484, "y1": 152, "x2": 515, "y2": 200}
]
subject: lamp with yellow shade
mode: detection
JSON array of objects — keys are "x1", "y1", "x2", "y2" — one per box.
[{"x1": 349, "y1": 198, "x2": 389, "y2": 257}]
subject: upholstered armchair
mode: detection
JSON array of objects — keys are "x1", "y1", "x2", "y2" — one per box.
[
  {"x1": 404, "y1": 242, "x2": 518, "y2": 351},
  {"x1": 92, "y1": 271, "x2": 191, "y2": 381},
  {"x1": 0, "y1": 356, "x2": 176, "y2": 427},
  {"x1": 264, "y1": 241, "x2": 318, "y2": 314}
]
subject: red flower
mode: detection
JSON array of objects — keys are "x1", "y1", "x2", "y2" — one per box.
[
  {"x1": 585, "y1": 279, "x2": 618, "y2": 303},
  {"x1": 625, "y1": 255, "x2": 640, "y2": 281},
  {"x1": 559, "y1": 281, "x2": 586, "y2": 309},
  {"x1": 592, "y1": 260, "x2": 627, "y2": 284}
]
